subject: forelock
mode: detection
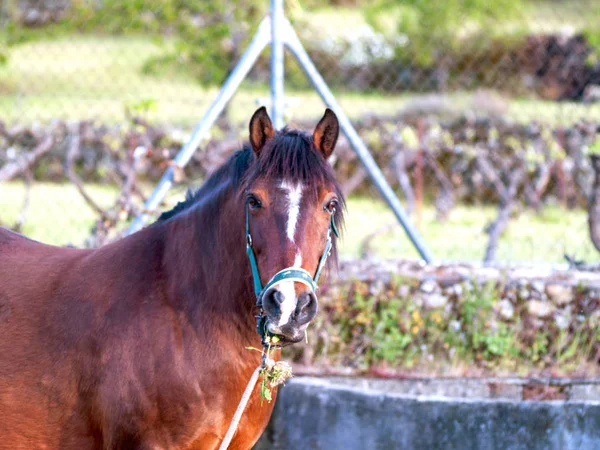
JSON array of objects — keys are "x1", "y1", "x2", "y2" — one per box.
[{"x1": 242, "y1": 129, "x2": 339, "y2": 198}]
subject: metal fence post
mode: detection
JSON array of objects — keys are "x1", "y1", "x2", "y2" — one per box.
[
  {"x1": 126, "y1": 3, "x2": 433, "y2": 262},
  {"x1": 282, "y1": 19, "x2": 433, "y2": 262},
  {"x1": 127, "y1": 17, "x2": 271, "y2": 234},
  {"x1": 270, "y1": 0, "x2": 284, "y2": 130}
]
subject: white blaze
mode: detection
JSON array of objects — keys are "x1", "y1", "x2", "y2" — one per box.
[
  {"x1": 281, "y1": 181, "x2": 303, "y2": 243},
  {"x1": 275, "y1": 248, "x2": 304, "y2": 328},
  {"x1": 273, "y1": 182, "x2": 305, "y2": 327},
  {"x1": 276, "y1": 280, "x2": 296, "y2": 327}
]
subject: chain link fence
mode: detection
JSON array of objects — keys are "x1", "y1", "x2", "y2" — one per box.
[{"x1": 1, "y1": 0, "x2": 599, "y2": 265}]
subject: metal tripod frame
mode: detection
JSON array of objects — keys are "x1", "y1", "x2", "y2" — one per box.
[{"x1": 127, "y1": 0, "x2": 433, "y2": 262}]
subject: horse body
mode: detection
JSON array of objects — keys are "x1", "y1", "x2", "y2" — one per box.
[
  {"x1": 0, "y1": 108, "x2": 342, "y2": 449},
  {"x1": 0, "y1": 196, "x2": 271, "y2": 449}
]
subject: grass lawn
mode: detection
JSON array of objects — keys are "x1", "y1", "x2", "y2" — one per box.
[
  {"x1": 1, "y1": 33, "x2": 600, "y2": 128},
  {"x1": 0, "y1": 182, "x2": 118, "y2": 245},
  {"x1": 0, "y1": 181, "x2": 593, "y2": 264},
  {"x1": 0, "y1": 35, "x2": 414, "y2": 126},
  {"x1": 297, "y1": 0, "x2": 600, "y2": 37},
  {"x1": 343, "y1": 197, "x2": 594, "y2": 264}
]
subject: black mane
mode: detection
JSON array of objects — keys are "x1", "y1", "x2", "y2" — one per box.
[{"x1": 156, "y1": 147, "x2": 253, "y2": 222}]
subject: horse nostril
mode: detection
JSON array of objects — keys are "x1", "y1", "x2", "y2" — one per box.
[
  {"x1": 272, "y1": 290, "x2": 284, "y2": 305},
  {"x1": 296, "y1": 292, "x2": 311, "y2": 311},
  {"x1": 262, "y1": 289, "x2": 285, "y2": 317},
  {"x1": 294, "y1": 291, "x2": 318, "y2": 325}
]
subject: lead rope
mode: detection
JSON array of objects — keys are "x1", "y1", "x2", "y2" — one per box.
[{"x1": 218, "y1": 362, "x2": 264, "y2": 450}]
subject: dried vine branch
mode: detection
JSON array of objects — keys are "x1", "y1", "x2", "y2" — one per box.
[
  {"x1": 424, "y1": 152, "x2": 455, "y2": 221},
  {"x1": 589, "y1": 155, "x2": 600, "y2": 254},
  {"x1": 359, "y1": 223, "x2": 397, "y2": 259},
  {"x1": 392, "y1": 150, "x2": 415, "y2": 215},
  {"x1": 340, "y1": 166, "x2": 367, "y2": 197},
  {"x1": 13, "y1": 169, "x2": 33, "y2": 233},
  {"x1": 564, "y1": 255, "x2": 600, "y2": 271},
  {"x1": 0, "y1": 135, "x2": 53, "y2": 182},
  {"x1": 64, "y1": 124, "x2": 107, "y2": 217},
  {"x1": 475, "y1": 153, "x2": 507, "y2": 200},
  {"x1": 484, "y1": 164, "x2": 526, "y2": 263}
]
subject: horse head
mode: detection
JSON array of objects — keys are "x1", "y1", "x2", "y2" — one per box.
[{"x1": 243, "y1": 107, "x2": 343, "y2": 346}]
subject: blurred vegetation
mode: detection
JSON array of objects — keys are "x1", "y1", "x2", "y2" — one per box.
[
  {"x1": 292, "y1": 276, "x2": 600, "y2": 376},
  {"x1": 3, "y1": 0, "x2": 600, "y2": 93},
  {"x1": 365, "y1": 0, "x2": 522, "y2": 65},
  {"x1": 4, "y1": 0, "x2": 268, "y2": 85},
  {"x1": 0, "y1": 182, "x2": 593, "y2": 263}
]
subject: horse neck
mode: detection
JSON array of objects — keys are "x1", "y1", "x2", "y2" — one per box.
[{"x1": 161, "y1": 181, "x2": 256, "y2": 342}]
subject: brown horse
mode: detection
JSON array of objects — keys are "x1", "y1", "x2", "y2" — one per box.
[{"x1": 0, "y1": 108, "x2": 343, "y2": 450}]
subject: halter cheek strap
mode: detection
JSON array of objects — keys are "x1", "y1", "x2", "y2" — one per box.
[
  {"x1": 313, "y1": 211, "x2": 337, "y2": 284},
  {"x1": 245, "y1": 200, "x2": 338, "y2": 344}
]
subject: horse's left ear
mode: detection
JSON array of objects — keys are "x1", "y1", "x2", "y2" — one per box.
[
  {"x1": 249, "y1": 106, "x2": 275, "y2": 155},
  {"x1": 313, "y1": 108, "x2": 339, "y2": 159}
]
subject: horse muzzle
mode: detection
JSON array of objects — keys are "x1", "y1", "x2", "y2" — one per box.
[{"x1": 259, "y1": 268, "x2": 319, "y2": 345}]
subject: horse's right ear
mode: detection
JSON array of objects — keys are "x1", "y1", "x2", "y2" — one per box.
[{"x1": 249, "y1": 106, "x2": 275, "y2": 155}]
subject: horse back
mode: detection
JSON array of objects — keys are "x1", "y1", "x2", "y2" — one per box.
[{"x1": 0, "y1": 226, "x2": 90, "y2": 303}]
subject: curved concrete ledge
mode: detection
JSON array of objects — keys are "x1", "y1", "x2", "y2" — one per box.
[{"x1": 255, "y1": 377, "x2": 600, "y2": 450}]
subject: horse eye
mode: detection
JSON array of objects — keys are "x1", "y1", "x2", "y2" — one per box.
[
  {"x1": 325, "y1": 199, "x2": 338, "y2": 214},
  {"x1": 247, "y1": 195, "x2": 261, "y2": 209}
]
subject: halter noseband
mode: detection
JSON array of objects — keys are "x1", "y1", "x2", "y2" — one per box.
[{"x1": 245, "y1": 199, "x2": 338, "y2": 345}]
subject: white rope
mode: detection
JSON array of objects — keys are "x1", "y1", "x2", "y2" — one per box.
[{"x1": 218, "y1": 364, "x2": 263, "y2": 450}]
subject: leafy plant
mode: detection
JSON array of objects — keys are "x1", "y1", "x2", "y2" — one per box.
[
  {"x1": 588, "y1": 138, "x2": 600, "y2": 156},
  {"x1": 365, "y1": 0, "x2": 521, "y2": 66},
  {"x1": 371, "y1": 298, "x2": 412, "y2": 363},
  {"x1": 4, "y1": 0, "x2": 267, "y2": 86},
  {"x1": 125, "y1": 98, "x2": 159, "y2": 119}
]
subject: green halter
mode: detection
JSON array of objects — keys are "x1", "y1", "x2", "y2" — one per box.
[{"x1": 245, "y1": 199, "x2": 338, "y2": 344}]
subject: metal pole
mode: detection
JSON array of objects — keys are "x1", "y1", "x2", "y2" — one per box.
[
  {"x1": 282, "y1": 19, "x2": 433, "y2": 262},
  {"x1": 126, "y1": 6, "x2": 433, "y2": 262},
  {"x1": 127, "y1": 17, "x2": 272, "y2": 234},
  {"x1": 270, "y1": 0, "x2": 285, "y2": 129}
]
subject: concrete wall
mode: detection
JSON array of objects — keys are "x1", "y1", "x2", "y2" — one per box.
[{"x1": 255, "y1": 377, "x2": 600, "y2": 450}]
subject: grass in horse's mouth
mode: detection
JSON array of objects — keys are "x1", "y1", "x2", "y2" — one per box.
[
  {"x1": 265, "y1": 334, "x2": 297, "y2": 348},
  {"x1": 246, "y1": 335, "x2": 293, "y2": 403}
]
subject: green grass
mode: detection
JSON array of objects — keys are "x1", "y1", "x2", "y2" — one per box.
[
  {"x1": 0, "y1": 181, "x2": 593, "y2": 263},
  {"x1": 1, "y1": 33, "x2": 600, "y2": 127},
  {"x1": 520, "y1": 0, "x2": 600, "y2": 34},
  {"x1": 354, "y1": 0, "x2": 600, "y2": 38},
  {"x1": 343, "y1": 197, "x2": 594, "y2": 263},
  {"x1": 0, "y1": 181, "x2": 117, "y2": 245},
  {"x1": 0, "y1": 34, "x2": 411, "y2": 126}
]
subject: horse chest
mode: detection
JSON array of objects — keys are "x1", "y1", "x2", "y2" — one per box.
[
  {"x1": 97, "y1": 345, "x2": 274, "y2": 450},
  {"x1": 185, "y1": 370, "x2": 277, "y2": 449},
  {"x1": 184, "y1": 388, "x2": 277, "y2": 450}
]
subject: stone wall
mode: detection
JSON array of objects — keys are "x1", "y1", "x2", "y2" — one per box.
[
  {"x1": 255, "y1": 377, "x2": 600, "y2": 450},
  {"x1": 289, "y1": 260, "x2": 600, "y2": 376},
  {"x1": 333, "y1": 259, "x2": 600, "y2": 327},
  {"x1": 258, "y1": 259, "x2": 600, "y2": 448}
]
